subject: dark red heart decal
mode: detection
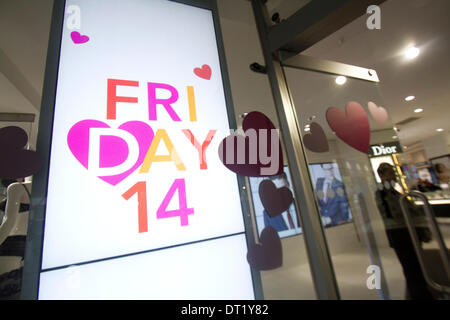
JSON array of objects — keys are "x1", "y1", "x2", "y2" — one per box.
[
  {"x1": 0, "y1": 126, "x2": 41, "y2": 179},
  {"x1": 303, "y1": 122, "x2": 329, "y2": 153},
  {"x1": 218, "y1": 111, "x2": 283, "y2": 177},
  {"x1": 326, "y1": 101, "x2": 370, "y2": 154},
  {"x1": 258, "y1": 179, "x2": 293, "y2": 218},
  {"x1": 194, "y1": 64, "x2": 211, "y2": 80},
  {"x1": 368, "y1": 101, "x2": 388, "y2": 125},
  {"x1": 247, "y1": 226, "x2": 282, "y2": 271}
]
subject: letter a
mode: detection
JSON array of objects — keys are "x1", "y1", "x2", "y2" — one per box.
[
  {"x1": 366, "y1": 265, "x2": 381, "y2": 290},
  {"x1": 366, "y1": 5, "x2": 381, "y2": 30},
  {"x1": 140, "y1": 129, "x2": 186, "y2": 173},
  {"x1": 66, "y1": 5, "x2": 81, "y2": 30}
]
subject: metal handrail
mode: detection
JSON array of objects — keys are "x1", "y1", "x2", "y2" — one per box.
[{"x1": 399, "y1": 191, "x2": 450, "y2": 295}]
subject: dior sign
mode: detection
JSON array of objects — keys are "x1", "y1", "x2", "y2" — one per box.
[{"x1": 369, "y1": 142, "x2": 403, "y2": 157}]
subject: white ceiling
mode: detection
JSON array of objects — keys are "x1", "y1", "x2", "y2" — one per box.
[
  {"x1": 1, "y1": 0, "x2": 449, "y2": 152},
  {"x1": 301, "y1": 0, "x2": 450, "y2": 148}
]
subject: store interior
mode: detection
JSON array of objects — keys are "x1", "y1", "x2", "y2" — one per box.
[{"x1": 1, "y1": 0, "x2": 450, "y2": 299}]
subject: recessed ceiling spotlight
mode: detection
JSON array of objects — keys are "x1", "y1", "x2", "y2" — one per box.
[
  {"x1": 335, "y1": 76, "x2": 347, "y2": 85},
  {"x1": 414, "y1": 108, "x2": 423, "y2": 113},
  {"x1": 392, "y1": 135, "x2": 398, "y2": 139},
  {"x1": 437, "y1": 128, "x2": 444, "y2": 132},
  {"x1": 405, "y1": 96, "x2": 415, "y2": 101},
  {"x1": 405, "y1": 46, "x2": 420, "y2": 60}
]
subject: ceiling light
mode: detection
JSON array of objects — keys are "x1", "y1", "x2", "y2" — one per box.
[
  {"x1": 304, "y1": 127, "x2": 310, "y2": 132},
  {"x1": 392, "y1": 135, "x2": 398, "y2": 139},
  {"x1": 405, "y1": 96, "x2": 415, "y2": 101},
  {"x1": 405, "y1": 46, "x2": 420, "y2": 60},
  {"x1": 335, "y1": 76, "x2": 347, "y2": 85},
  {"x1": 437, "y1": 128, "x2": 444, "y2": 132},
  {"x1": 414, "y1": 108, "x2": 423, "y2": 113}
]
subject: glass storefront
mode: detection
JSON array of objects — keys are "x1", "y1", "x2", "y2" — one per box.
[{"x1": 239, "y1": 0, "x2": 450, "y2": 300}]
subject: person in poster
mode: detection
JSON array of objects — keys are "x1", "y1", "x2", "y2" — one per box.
[{"x1": 314, "y1": 163, "x2": 350, "y2": 227}]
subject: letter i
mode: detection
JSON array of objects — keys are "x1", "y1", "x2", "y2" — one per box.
[{"x1": 187, "y1": 86, "x2": 197, "y2": 122}]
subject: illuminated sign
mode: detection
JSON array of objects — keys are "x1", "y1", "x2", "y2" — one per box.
[
  {"x1": 34, "y1": 0, "x2": 255, "y2": 299},
  {"x1": 368, "y1": 141, "x2": 403, "y2": 157}
]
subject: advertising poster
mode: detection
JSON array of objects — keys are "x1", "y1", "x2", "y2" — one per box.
[
  {"x1": 308, "y1": 163, "x2": 353, "y2": 228},
  {"x1": 36, "y1": 0, "x2": 255, "y2": 299},
  {"x1": 248, "y1": 167, "x2": 302, "y2": 239}
]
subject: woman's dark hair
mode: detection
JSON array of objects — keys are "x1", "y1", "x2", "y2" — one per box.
[
  {"x1": 377, "y1": 162, "x2": 394, "y2": 178},
  {"x1": 1, "y1": 179, "x2": 17, "y2": 188}
]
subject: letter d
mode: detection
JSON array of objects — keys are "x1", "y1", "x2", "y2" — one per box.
[{"x1": 88, "y1": 128, "x2": 139, "y2": 176}]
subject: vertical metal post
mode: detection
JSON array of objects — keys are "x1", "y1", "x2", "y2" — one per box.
[{"x1": 250, "y1": 0, "x2": 340, "y2": 299}]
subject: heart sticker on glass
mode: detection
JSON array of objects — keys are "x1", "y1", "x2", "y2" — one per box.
[
  {"x1": 218, "y1": 111, "x2": 283, "y2": 177},
  {"x1": 258, "y1": 179, "x2": 293, "y2": 218},
  {"x1": 303, "y1": 122, "x2": 329, "y2": 153},
  {"x1": 247, "y1": 226, "x2": 282, "y2": 271},
  {"x1": 326, "y1": 101, "x2": 370, "y2": 154},
  {"x1": 368, "y1": 101, "x2": 388, "y2": 125}
]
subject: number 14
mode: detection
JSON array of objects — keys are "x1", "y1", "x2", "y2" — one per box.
[{"x1": 122, "y1": 179, "x2": 194, "y2": 233}]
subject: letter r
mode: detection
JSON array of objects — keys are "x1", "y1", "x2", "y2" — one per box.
[{"x1": 148, "y1": 82, "x2": 181, "y2": 121}]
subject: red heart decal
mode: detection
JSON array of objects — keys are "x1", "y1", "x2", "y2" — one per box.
[
  {"x1": 247, "y1": 226, "x2": 282, "y2": 271},
  {"x1": 326, "y1": 102, "x2": 370, "y2": 154},
  {"x1": 258, "y1": 179, "x2": 293, "y2": 218},
  {"x1": 194, "y1": 64, "x2": 211, "y2": 80},
  {"x1": 0, "y1": 126, "x2": 41, "y2": 179},
  {"x1": 218, "y1": 111, "x2": 283, "y2": 177},
  {"x1": 368, "y1": 101, "x2": 388, "y2": 125},
  {"x1": 303, "y1": 122, "x2": 329, "y2": 153}
]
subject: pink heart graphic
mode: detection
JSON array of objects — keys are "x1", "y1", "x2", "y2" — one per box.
[
  {"x1": 194, "y1": 64, "x2": 211, "y2": 80},
  {"x1": 326, "y1": 102, "x2": 370, "y2": 154},
  {"x1": 67, "y1": 120, "x2": 153, "y2": 185},
  {"x1": 368, "y1": 101, "x2": 389, "y2": 125},
  {"x1": 71, "y1": 31, "x2": 90, "y2": 44}
]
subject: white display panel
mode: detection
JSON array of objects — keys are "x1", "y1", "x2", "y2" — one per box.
[
  {"x1": 39, "y1": 0, "x2": 254, "y2": 298},
  {"x1": 39, "y1": 234, "x2": 254, "y2": 300}
]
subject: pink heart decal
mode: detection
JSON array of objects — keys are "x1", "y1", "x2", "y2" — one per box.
[
  {"x1": 67, "y1": 120, "x2": 153, "y2": 185},
  {"x1": 368, "y1": 101, "x2": 389, "y2": 125},
  {"x1": 326, "y1": 102, "x2": 370, "y2": 154},
  {"x1": 71, "y1": 31, "x2": 90, "y2": 44},
  {"x1": 303, "y1": 122, "x2": 329, "y2": 153},
  {"x1": 194, "y1": 64, "x2": 211, "y2": 80}
]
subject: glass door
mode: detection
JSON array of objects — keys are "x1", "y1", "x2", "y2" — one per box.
[{"x1": 279, "y1": 0, "x2": 450, "y2": 299}]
